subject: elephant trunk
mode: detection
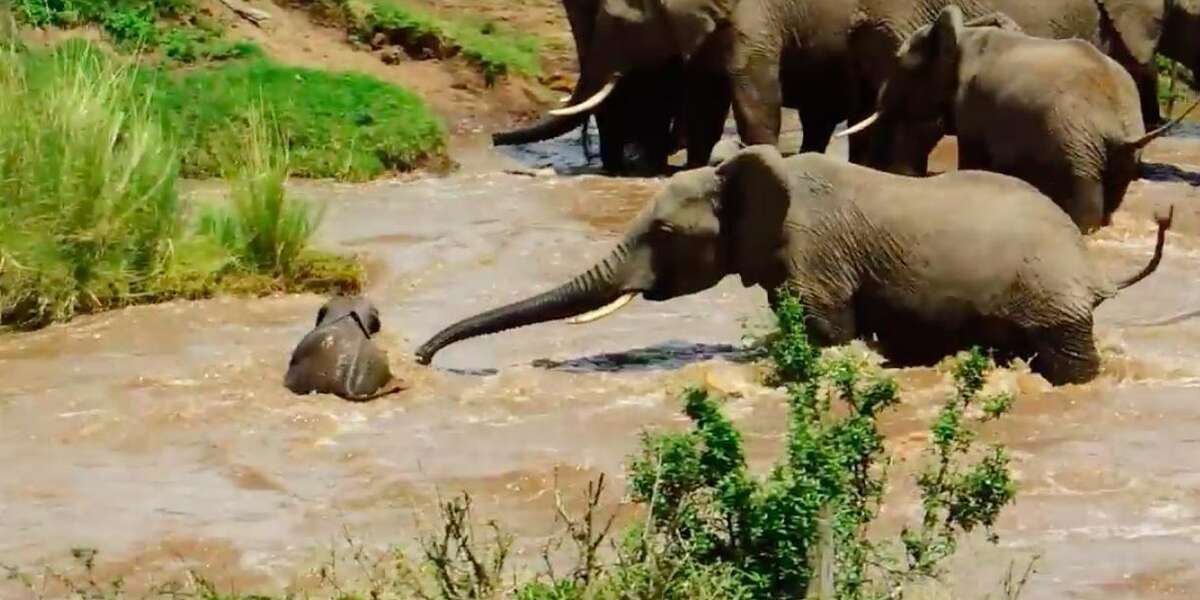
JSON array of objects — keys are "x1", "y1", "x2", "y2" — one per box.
[
  {"x1": 492, "y1": 112, "x2": 590, "y2": 146},
  {"x1": 415, "y1": 243, "x2": 634, "y2": 364},
  {"x1": 492, "y1": 34, "x2": 619, "y2": 146}
]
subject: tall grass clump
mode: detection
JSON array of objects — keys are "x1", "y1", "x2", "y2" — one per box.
[
  {"x1": 0, "y1": 40, "x2": 182, "y2": 327},
  {"x1": 197, "y1": 111, "x2": 318, "y2": 278}
]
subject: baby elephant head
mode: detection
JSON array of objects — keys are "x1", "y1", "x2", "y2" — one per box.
[
  {"x1": 841, "y1": 6, "x2": 1022, "y2": 175},
  {"x1": 316, "y1": 296, "x2": 382, "y2": 338},
  {"x1": 415, "y1": 146, "x2": 795, "y2": 364}
]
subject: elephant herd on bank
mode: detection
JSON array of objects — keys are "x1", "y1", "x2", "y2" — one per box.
[{"x1": 286, "y1": 0, "x2": 1199, "y2": 399}]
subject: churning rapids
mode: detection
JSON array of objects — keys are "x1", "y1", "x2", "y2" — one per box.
[{"x1": 3, "y1": 125, "x2": 1200, "y2": 599}]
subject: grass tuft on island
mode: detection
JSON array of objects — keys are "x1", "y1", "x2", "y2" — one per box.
[{"x1": 0, "y1": 41, "x2": 363, "y2": 330}]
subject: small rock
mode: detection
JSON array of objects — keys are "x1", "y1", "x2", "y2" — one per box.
[{"x1": 380, "y1": 47, "x2": 404, "y2": 65}]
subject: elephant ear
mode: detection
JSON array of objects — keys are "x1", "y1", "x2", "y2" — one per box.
[
  {"x1": 931, "y1": 5, "x2": 966, "y2": 59},
  {"x1": 1098, "y1": 0, "x2": 1165, "y2": 65},
  {"x1": 664, "y1": 0, "x2": 730, "y2": 59},
  {"x1": 366, "y1": 305, "x2": 382, "y2": 335},
  {"x1": 714, "y1": 145, "x2": 791, "y2": 287}
]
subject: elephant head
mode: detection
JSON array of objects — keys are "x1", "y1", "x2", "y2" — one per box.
[
  {"x1": 317, "y1": 296, "x2": 381, "y2": 338},
  {"x1": 838, "y1": 8, "x2": 1022, "y2": 175},
  {"x1": 415, "y1": 146, "x2": 792, "y2": 364},
  {"x1": 492, "y1": 0, "x2": 731, "y2": 147},
  {"x1": 1100, "y1": 0, "x2": 1200, "y2": 76}
]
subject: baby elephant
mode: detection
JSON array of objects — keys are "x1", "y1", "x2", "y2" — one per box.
[
  {"x1": 285, "y1": 296, "x2": 406, "y2": 401},
  {"x1": 844, "y1": 5, "x2": 1198, "y2": 233}
]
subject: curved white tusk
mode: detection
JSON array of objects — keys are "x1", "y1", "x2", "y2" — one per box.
[
  {"x1": 834, "y1": 112, "x2": 880, "y2": 138},
  {"x1": 567, "y1": 292, "x2": 637, "y2": 325},
  {"x1": 549, "y1": 78, "x2": 619, "y2": 116},
  {"x1": 560, "y1": 94, "x2": 572, "y2": 104}
]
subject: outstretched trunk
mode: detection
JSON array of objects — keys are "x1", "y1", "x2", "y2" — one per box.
[
  {"x1": 492, "y1": 112, "x2": 589, "y2": 146},
  {"x1": 415, "y1": 243, "x2": 632, "y2": 364}
]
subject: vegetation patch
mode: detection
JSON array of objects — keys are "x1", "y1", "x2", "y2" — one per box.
[
  {"x1": 11, "y1": 0, "x2": 261, "y2": 64},
  {"x1": 0, "y1": 41, "x2": 362, "y2": 330},
  {"x1": 286, "y1": 0, "x2": 542, "y2": 84},
  {"x1": 156, "y1": 58, "x2": 447, "y2": 180},
  {"x1": 1157, "y1": 56, "x2": 1197, "y2": 118}
]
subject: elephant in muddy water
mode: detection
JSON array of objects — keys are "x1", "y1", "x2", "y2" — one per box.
[
  {"x1": 285, "y1": 296, "x2": 407, "y2": 401},
  {"x1": 416, "y1": 146, "x2": 1173, "y2": 385},
  {"x1": 845, "y1": 6, "x2": 1199, "y2": 233},
  {"x1": 491, "y1": 0, "x2": 1186, "y2": 173}
]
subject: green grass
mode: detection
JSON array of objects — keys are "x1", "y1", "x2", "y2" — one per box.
[
  {"x1": 366, "y1": 1, "x2": 541, "y2": 80},
  {"x1": 12, "y1": 0, "x2": 264, "y2": 64},
  {"x1": 156, "y1": 59, "x2": 447, "y2": 180},
  {"x1": 288, "y1": 0, "x2": 542, "y2": 83},
  {"x1": 0, "y1": 41, "x2": 362, "y2": 329}
]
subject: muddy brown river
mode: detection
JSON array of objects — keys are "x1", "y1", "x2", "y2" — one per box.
[{"x1": 3, "y1": 129, "x2": 1200, "y2": 599}]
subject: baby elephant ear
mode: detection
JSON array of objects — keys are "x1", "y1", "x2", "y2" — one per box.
[
  {"x1": 714, "y1": 145, "x2": 791, "y2": 287},
  {"x1": 366, "y1": 305, "x2": 382, "y2": 335}
]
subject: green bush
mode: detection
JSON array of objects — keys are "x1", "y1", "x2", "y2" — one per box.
[
  {"x1": 614, "y1": 291, "x2": 1017, "y2": 598},
  {"x1": 156, "y1": 59, "x2": 447, "y2": 180},
  {"x1": 1157, "y1": 55, "x2": 1196, "y2": 117}
]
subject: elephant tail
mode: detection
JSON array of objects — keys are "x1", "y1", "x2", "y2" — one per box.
[{"x1": 1097, "y1": 206, "x2": 1173, "y2": 306}]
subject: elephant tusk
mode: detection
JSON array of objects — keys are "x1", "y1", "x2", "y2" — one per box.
[
  {"x1": 549, "y1": 78, "x2": 619, "y2": 116},
  {"x1": 567, "y1": 292, "x2": 637, "y2": 325},
  {"x1": 835, "y1": 112, "x2": 880, "y2": 138},
  {"x1": 559, "y1": 94, "x2": 571, "y2": 104}
]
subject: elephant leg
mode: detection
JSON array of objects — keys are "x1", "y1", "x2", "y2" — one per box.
[
  {"x1": 798, "y1": 111, "x2": 838, "y2": 155},
  {"x1": 1135, "y1": 68, "x2": 1164, "y2": 129},
  {"x1": 957, "y1": 138, "x2": 991, "y2": 170},
  {"x1": 595, "y1": 111, "x2": 628, "y2": 173},
  {"x1": 1030, "y1": 320, "x2": 1101, "y2": 386},
  {"x1": 730, "y1": 49, "x2": 783, "y2": 147},
  {"x1": 685, "y1": 71, "x2": 732, "y2": 168},
  {"x1": 1065, "y1": 177, "x2": 1105, "y2": 234}
]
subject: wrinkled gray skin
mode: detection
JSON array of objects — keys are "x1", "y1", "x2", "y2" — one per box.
[
  {"x1": 496, "y1": 0, "x2": 1200, "y2": 172},
  {"x1": 862, "y1": 7, "x2": 1178, "y2": 233},
  {"x1": 416, "y1": 146, "x2": 1172, "y2": 385},
  {"x1": 285, "y1": 296, "x2": 405, "y2": 402}
]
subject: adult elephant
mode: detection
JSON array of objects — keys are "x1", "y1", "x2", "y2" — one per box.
[
  {"x1": 416, "y1": 146, "x2": 1172, "y2": 385},
  {"x1": 492, "y1": 0, "x2": 699, "y2": 174},
  {"x1": 841, "y1": 0, "x2": 1200, "y2": 174},
  {"x1": 492, "y1": 0, "x2": 858, "y2": 170}
]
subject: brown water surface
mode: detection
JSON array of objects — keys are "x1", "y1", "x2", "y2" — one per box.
[{"x1": 3, "y1": 130, "x2": 1200, "y2": 599}]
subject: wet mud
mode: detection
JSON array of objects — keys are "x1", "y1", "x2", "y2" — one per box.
[{"x1": 3, "y1": 122, "x2": 1200, "y2": 599}]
